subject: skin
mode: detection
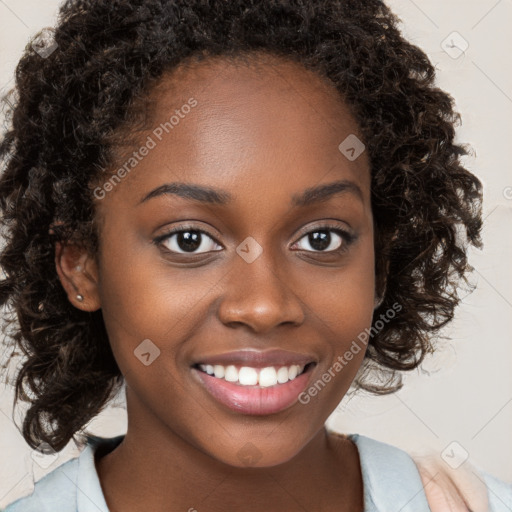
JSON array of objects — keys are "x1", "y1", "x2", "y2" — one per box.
[{"x1": 55, "y1": 53, "x2": 378, "y2": 511}]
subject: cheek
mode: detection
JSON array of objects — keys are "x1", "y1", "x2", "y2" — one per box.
[
  {"x1": 299, "y1": 242, "x2": 375, "y2": 393},
  {"x1": 95, "y1": 228, "x2": 223, "y2": 371},
  {"x1": 305, "y1": 241, "x2": 376, "y2": 339}
]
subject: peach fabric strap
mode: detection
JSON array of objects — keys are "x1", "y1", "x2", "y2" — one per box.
[{"x1": 414, "y1": 454, "x2": 490, "y2": 512}]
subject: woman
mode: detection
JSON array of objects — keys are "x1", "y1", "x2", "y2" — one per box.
[{"x1": 1, "y1": 1, "x2": 510, "y2": 510}]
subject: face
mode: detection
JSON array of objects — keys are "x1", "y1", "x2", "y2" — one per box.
[{"x1": 83, "y1": 55, "x2": 375, "y2": 467}]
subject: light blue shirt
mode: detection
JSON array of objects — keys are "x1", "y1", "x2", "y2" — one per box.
[{"x1": 4, "y1": 434, "x2": 512, "y2": 511}]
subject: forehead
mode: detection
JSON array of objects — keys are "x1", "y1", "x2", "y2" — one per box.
[{"x1": 102, "y1": 53, "x2": 370, "y2": 209}]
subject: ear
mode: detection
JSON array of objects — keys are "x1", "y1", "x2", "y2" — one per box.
[{"x1": 54, "y1": 241, "x2": 101, "y2": 312}]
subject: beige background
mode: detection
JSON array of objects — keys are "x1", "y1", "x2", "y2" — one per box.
[{"x1": 1, "y1": 0, "x2": 511, "y2": 507}]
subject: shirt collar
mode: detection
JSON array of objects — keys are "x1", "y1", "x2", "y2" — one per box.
[{"x1": 76, "y1": 435, "x2": 125, "y2": 512}]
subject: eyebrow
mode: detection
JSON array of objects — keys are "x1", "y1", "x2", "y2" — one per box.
[{"x1": 138, "y1": 179, "x2": 363, "y2": 207}]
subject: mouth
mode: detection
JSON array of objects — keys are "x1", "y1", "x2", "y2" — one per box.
[{"x1": 191, "y1": 351, "x2": 317, "y2": 415}]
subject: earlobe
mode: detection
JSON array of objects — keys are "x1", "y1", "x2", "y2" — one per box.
[
  {"x1": 374, "y1": 275, "x2": 386, "y2": 309},
  {"x1": 54, "y1": 241, "x2": 101, "y2": 312},
  {"x1": 373, "y1": 294, "x2": 384, "y2": 309},
  {"x1": 374, "y1": 258, "x2": 390, "y2": 309}
]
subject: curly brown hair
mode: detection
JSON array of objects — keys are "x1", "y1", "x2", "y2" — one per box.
[{"x1": 0, "y1": 0, "x2": 482, "y2": 452}]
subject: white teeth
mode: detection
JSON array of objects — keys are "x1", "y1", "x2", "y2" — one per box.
[
  {"x1": 238, "y1": 367, "x2": 258, "y2": 385},
  {"x1": 288, "y1": 365, "x2": 298, "y2": 380},
  {"x1": 198, "y1": 363, "x2": 306, "y2": 387},
  {"x1": 258, "y1": 367, "x2": 278, "y2": 387},
  {"x1": 276, "y1": 366, "x2": 289, "y2": 384},
  {"x1": 224, "y1": 365, "x2": 238, "y2": 382},
  {"x1": 213, "y1": 365, "x2": 225, "y2": 378}
]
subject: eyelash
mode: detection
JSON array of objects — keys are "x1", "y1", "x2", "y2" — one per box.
[{"x1": 153, "y1": 222, "x2": 357, "y2": 257}]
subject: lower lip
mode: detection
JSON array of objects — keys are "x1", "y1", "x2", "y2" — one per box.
[{"x1": 192, "y1": 366, "x2": 314, "y2": 415}]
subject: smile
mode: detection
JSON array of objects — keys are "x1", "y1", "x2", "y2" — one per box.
[{"x1": 191, "y1": 350, "x2": 317, "y2": 416}]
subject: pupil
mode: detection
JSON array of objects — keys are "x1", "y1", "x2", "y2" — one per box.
[
  {"x1": 310, "y1": 231, "x2": 330, "y2": 251},
  {"x1": 178, "y1": 231, "x2": 201, "y2": 252}
]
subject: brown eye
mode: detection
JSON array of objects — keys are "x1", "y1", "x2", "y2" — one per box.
[
  {"x1": 155, "y1": 226, "x2": 222, "y2": 254},
  {"x1": 292, "y1": 226, "x2": 356, "y2": 253}
]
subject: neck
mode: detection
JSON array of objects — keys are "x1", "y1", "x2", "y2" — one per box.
[{"x1": 95, "y1": 390, "x2": 363, "y2": 512}]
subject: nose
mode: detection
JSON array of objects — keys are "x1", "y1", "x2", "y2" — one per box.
[{"x1": 217, "y1": 250, "x2": 305, "y2": 334}]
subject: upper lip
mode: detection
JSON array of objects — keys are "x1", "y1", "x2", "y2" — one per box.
[{"x1": 193, "y1": 349, "x2": 317, "y2": 368}]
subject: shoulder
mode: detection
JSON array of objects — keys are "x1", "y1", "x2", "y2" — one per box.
[
  {"x1": 3, "y1": 456, "x2": 80, "y2": 512},
  {"x1": 349, "y1": 432, "x2": 425, "y2": 480},
  {"x1": 482, "y1": 471, "x2": 512, "y2": 511},
  {"x1": 345, "y1": 433, "x2": 432, "y2": 511},
  {"x1": 346, "y1": 433, "x2": 512, "y2": 511},
  {"x1": 3, "y1": 435, "x2": 123, "y2": 512}
]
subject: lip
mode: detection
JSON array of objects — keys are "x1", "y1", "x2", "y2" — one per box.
[
  {"x1": 192, "y1": 348, "x2": 316, "y2": 368},
  {"x1": 191, "y1": 360, "x2": 316, "y2": 416}
]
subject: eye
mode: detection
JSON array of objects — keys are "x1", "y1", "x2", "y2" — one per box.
[
  {"x1": 154, "y1": 222, "x2": 357, "y2": 257},
  {"x1": 291, "y1": 225, "x2": 356, "y2": 253},
  {"x1": 154, "y1": 225, "x2": 222, "y2": 255}
]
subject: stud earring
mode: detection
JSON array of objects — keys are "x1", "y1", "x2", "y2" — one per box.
[{"x1": 76, "y1": 294, "x2": 84, "y2": 302}]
